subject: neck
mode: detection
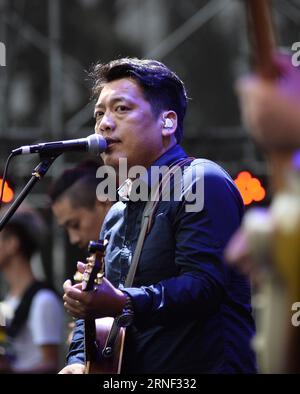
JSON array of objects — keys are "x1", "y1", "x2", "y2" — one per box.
[
  {"x1": 156, "y1": 139, "x2": 177, "y2": 163},
  {"x1": 116, "y1": 140, "x2": 178, "y2": 185},
  {"x1": 2, "y1": 255, "x2": 35, "y2": 298},
  {"x1": 142, "y1": 140, "x2": 177, "y2": 171}
]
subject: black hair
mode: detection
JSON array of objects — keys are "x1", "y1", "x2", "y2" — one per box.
[
  {"x1": 2, "y1": 210, "x2": 46, "y2": 260},
  {"x1": 89, "y1": 57, "x2": 188, "y2": 143},
  {"x1": 48, "y1": 160, "x2": 113, "y2": 209}
]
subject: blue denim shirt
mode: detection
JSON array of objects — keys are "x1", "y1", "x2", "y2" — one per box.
[{"x1": 67, "y1": 145, "x2": 256, "y2": 373}]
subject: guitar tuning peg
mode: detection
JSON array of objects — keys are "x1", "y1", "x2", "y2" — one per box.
[
  {"x1": 73, "y1": 271, "x2": 83, "y2": 283},
  {"x1": 86, "y1": 264, "x2": 93, "y2": 273},
  {"x1": 86, "y1": 257, "x2": 95, "y2": 265},
  {"x1": 94, "y1": 272, "x2": 104, "y2": 285},
  {"x1": 82, "y1": 272, "x2": 88, "y2": 279}
]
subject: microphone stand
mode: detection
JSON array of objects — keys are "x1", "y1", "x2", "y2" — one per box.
[{"x1": 0, "y1": 153, "x2": 60, "y2": 232}]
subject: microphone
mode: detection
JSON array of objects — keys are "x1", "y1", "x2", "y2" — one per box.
[{"x1": 11, "y1": 134, "x2": 107, "y2": 157}]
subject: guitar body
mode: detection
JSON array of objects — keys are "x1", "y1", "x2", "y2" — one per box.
[{"x1": 85, "y1": 317, "x2": 125, "y2": 374}]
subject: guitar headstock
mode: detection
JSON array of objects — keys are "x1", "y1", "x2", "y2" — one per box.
[{"x1": 81, "y1": 239, "x2": 108, "y2": 292}]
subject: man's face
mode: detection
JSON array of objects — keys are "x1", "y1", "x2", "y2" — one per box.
[
  {"x1": 94, "y1": 78, "x2": 166, "y2": 171},
  {"x1": 52, "y1": 196, "x2": 107, "y2": 249}
]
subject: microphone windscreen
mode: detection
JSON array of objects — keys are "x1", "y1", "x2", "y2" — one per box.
[{"x1": 87, "y1": 134, "x2": 107, "y2": 156}]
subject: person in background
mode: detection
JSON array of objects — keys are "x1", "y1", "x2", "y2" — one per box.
[
  {"x1": 48, "y1": 160, "x2": 113, "y2": 345},
  {"x1": 236, "y1": 55, "x2": 300, "y2": 154},
  {"x1": 49, "y1": 160, "x2": 113, "y2": 251},
  {"x1": 0, "y1": 207, "x2": 64, "y2": 373},
  {"x1": 226, "y1": 54, "x2": 300, "y2": 373}
]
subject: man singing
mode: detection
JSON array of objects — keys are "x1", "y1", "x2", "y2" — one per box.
[{"x1": 60, "y1": 58, "x2": 256, "y2": 374}]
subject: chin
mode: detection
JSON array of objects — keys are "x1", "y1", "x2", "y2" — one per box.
[
  {"x1": 103, "y1": 152, "x2": 124, "y2": 170},
  {"x1": 103, "y1": 156, "x2": 117, "y2": 169}
]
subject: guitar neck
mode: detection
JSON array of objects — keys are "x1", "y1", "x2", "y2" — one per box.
[{"x1": 81, "y1": 241, "x2": 106, "y2": 371}]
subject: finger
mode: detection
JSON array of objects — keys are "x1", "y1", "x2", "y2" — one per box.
[
  {"x1": 63, "y1": 279, "x2": 72, "y2": 292},
  {"x1": 63, "y1": 287, "x2": 87, "y2": 307},
  {"x1": 77, "y1": 261, "x2": 86, "y2": 273},
  {"x1": 64, "y1": 294, "x2": 84, "y2": 310},
  {"x1": 63, "y1": 285, "x2": 87, "y2": 307},
  {"x1": 73, "y1": 283, "x2": 83, "y2": 291},
  {"x1": 63, "y1": 295, "x2": 86, "y2": 314},
  {"x1": 64, "y1": 303, "x2": 85, "y2": 319}
]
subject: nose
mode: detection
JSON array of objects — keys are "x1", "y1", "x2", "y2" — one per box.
[
  {"x1": 69, "y1": 230, "x2": 81, "y2": 246},
  {"x1": 95, "y1": 112, "x2": 115, "y2": 135}
]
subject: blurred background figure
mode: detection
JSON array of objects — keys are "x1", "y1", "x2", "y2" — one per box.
[
  {"x1": 0, "y1": 207, "x2": 64, "y2": 373},
  {"x1": 226, "y1": 54, "x2": 300, "y2": 373},
  {"x1": 49, "y1": 160, "x2": 113, "y2": 251},
  {"x1": 236, "y1": 54, "x2": 300, "y2": 152},
  {"x1": 48, "y1": 160, "x2": 113, "y2": 345}
]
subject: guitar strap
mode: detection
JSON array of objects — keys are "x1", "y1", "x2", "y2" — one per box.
[
  {"x1": 125, "y1": 157, "x2": 195, "y2": 287},
  {"x1": 102, "y1": 157, "x2": 195, "y2": 358}
]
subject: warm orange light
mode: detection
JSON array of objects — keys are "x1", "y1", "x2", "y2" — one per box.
[
  {"x1": 234, "y1": 171, "x2": 266, "y2": 206},
  {"x1": 0, "y1": 179, "x2": 14, "y2": 203}
]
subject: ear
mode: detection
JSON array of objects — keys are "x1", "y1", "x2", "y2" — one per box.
[{"x1": 161, "y1": 111, "x2": 177, "y2": 138}]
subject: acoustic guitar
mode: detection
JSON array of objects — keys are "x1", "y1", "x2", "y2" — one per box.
[{"x1": 82, "y1": 240, "x2": 125, "y2": 374}]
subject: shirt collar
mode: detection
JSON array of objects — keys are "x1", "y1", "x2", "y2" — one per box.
[
  {"x1": 117, "y1": 144, "x2": 188, "y2": 201},
  {"x1": 118, "y1": 178, "x2": 134, "y2": 201}
]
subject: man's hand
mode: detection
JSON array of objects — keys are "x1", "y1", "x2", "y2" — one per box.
[
  {"x1": 63, "y1": 262, "x2": 127, "y2": 319},
  {"x1": 58, "y1": 363, "x2": 85, "y2": 374}
]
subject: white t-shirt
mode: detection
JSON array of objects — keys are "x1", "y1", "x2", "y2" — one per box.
[{"x1": 3, "y1": 289, "x2": 64, "y2": 372}]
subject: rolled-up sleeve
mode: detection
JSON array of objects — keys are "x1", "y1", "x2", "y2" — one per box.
[{"x1": 66, "y1": 319, "x2": 85, "y2": 365}]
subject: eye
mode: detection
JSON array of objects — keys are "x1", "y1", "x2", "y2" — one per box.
[
  {"x1": 68, "y1": 221, "x2": 79, "y2": 231},
  {"x1": 94, "y1": 110, "x2": 104, "y2": 120},
  {"x1": 115, "y1": 105, "x2": 129, "y2": 113}
]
